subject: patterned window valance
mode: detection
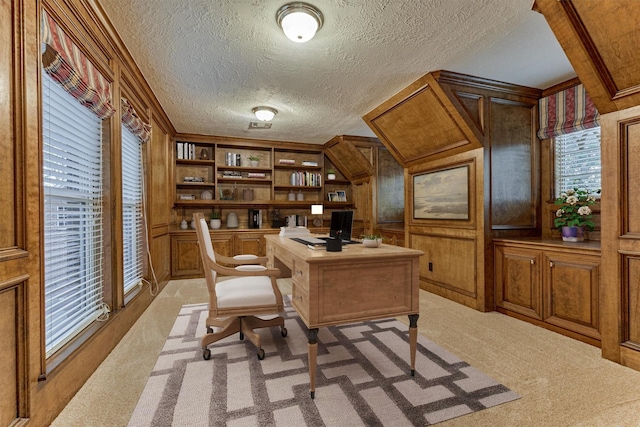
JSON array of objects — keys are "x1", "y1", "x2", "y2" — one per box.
[
  {"x1": 537, "y1": 83, "x2": 599, "y2": 140},
  {"x1": 41, "y1": 10, "x2": 115, "y2": 119},
  {"x1": 122, "y1": 98, "x2": 151, "y2": 143}
]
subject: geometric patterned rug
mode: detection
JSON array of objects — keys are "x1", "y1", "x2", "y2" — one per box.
[{"x1": 128, "y1": 298, "x2": 519, "y2": 426}]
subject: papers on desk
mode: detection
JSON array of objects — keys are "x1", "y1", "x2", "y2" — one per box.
[{"x1": 279, "y1": 226, "x2": 312, "y2": 237}]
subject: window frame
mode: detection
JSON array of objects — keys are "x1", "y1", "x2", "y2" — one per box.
[{"x1": 553, "y1": 126, "x2": 602, "y2": 198}]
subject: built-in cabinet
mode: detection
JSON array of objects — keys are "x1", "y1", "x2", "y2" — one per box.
[
  {"x1": 171, "y1": 230, "x2": 279, "y2": 277},
  {"x1": 495, "y1": 238, "x2": 601, "y2": 346}
]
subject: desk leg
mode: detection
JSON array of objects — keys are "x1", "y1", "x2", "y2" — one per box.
[
  {"x1": 408, "y1": 314, "x2": 419, "y2": 376},
  {"x1": 308, "y1": 328, "x2": 319, "y2": 399}
]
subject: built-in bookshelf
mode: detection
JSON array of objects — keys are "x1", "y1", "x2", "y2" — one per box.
[{"x1": 173, "y1": 139, "x2": 354, "y2": 230}]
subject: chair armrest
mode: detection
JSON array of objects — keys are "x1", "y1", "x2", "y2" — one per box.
[
  {"x1": 205, "y1": 257, "x2": 281, "y2": 278},
  {"x1": 215, "y1": 253, "x2": 268, "y2": 265}
]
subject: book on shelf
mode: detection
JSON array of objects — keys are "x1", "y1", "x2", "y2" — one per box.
[
  {"x1": 176, "y1": 142, "x2": 196, "y2": 160},
  {"x1": 278, "y1": 159, "x2": 296, "y2": 165},
  {"x1": 247, "y1": 172, "x2": 266, "y2": 178},
  {"x1": 289, "y1": 171, "x2": 322, "y2": 186},
  {"x1": 301, "y1": 161, "x2": 318, "y2": 166},
  {"x1": 222, "y1": 171, "x2": 243, "y2": 179}
]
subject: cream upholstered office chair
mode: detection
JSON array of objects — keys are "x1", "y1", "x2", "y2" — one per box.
[{"x1": 193, "y1": 213, "x2": 286, "y2": 360}]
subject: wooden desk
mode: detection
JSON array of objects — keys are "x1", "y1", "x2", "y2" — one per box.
[{"x1": 264, "y1": 234, "x2": 424, "y2": 398}]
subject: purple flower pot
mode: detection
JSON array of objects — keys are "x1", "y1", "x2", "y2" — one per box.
[{"x1": 561, "y1": 226, "x2": 585, "y2": 242}]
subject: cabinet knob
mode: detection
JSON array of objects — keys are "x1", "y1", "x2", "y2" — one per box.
[
  {"x1": 549, "y1": 261, "x2": 554, "y2": 267},
  {"x1": 530, "y1": 259, "x2": 534, "y2": 265}
]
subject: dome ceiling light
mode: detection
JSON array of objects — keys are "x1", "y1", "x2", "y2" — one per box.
[
  {"x1": 252, "y1": 106, "x2": 278, "y2": 122},
  {"x1": 276, "y1": 2, "x2": 324, "y2": 43}
]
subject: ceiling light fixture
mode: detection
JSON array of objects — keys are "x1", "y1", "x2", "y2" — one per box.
[
  {"x1": 252, "y1": 106, "x2": 278, "y2": 121},
  {"x1": 276, "y1": 2, "x2": 323, "y2": 43}
]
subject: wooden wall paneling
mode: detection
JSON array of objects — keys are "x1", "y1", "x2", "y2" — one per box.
[
  {"x1": 376, "y1": 147, "x2": 404, "y2": 224},
  {"x1": 406, "y1": 149, "x2": 485, "y2": 311},
  {"x1": 621, "y1": 255, "x2": 640, "y2": 349},
  {"x1": 149, "y1": 118, "x2": 171, "y2": 280},
  {"x1": 489, "y1": 98, "x2": 539, "y2": 230},
  {"x1": 0, "y1": 276, "x2": 27, "y2": 426},
  {"x1": 600, "y1": 104, "x2": 640, "y2": 364},
  {"x1": 411, "y1": 232, "x2": 479, "y2": 306},
  {"x1": 0, "y1": 0, "x2": 17, "y2": 252},
  {"x1": 363, "y1": 72, "x2": 483, "y2": 167},
  {"x1": 323, "y1": 136, "x2": 374, "y2": 184},
  {"x1": 621, "y1": 118, "x2": 640, "y2": 236},
  {"x1": 535, "y1": 0, "x2": 640, "y2": 113}
]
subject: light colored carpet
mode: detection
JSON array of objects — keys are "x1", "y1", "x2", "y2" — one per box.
[
  {"x1": 53, "y1": 278, "x2": 640, "y2": 426},
  {"x1": 128, "y1": 299, "x2": 518, "y2": 426}
]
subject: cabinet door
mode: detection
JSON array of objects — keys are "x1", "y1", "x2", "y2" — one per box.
[
  {"x1": 544, "y1": 252, "x2": 600, "y2": 339},
  {"x1": 171, "y1": 233, "x2": 233, "y2": 277},
  {"x1": 235, "y1": 233, "x2": 265, "y2": 256},
  {"x1": 495, "y1": 245, "x2": 542, "y2": 319}
]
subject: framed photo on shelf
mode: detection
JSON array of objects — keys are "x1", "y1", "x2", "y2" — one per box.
[
  {"x1": 336, "y1": 190, "x2": 347, "y2": 202},
  {"x1": 413, "y1": 165, "x2": 469, "y2": 220},
  {"x1": 328, "y1": 192, "x2": 338, "y2": 202}
]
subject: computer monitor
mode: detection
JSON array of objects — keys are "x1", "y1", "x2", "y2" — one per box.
[{"x1": 329, "y1": 210, "x2": 354, "y2": 241}]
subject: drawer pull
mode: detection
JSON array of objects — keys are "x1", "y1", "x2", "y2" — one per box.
[
  {"x1": 550, "y1": 261, "x2": 554, "y2": 267},
  {"x1": 530, "y1": 259, "x2": 534, "y2": 265}
]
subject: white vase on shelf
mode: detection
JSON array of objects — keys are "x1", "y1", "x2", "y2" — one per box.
[{"x1": 210, "y1": 219, "x2": 221, "y2": 229}]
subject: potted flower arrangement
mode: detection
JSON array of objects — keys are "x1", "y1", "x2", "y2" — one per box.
[
  {"x1": 361, "y1": 233, "x2": 383, "y2": 248},
  {"x1": 209, "y1": 210, "x2": 222, "y2": 229},
  {"x1": 326, "y1": 169, "x2": 336, "y2": 180},
  {"x1": 248, "y1": 155, "x2": 260, "y2": 167},
  {"x1": 554, "y1": 187, "x2": 600, "y2": 241}
]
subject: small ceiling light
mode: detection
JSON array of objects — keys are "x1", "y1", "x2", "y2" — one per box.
[
  {"x1": 252, "y1": 106, "x2": 278, "y2": 121},
  {"x1": 276, "y1": 2, "x2": 324, "y2": 43}
]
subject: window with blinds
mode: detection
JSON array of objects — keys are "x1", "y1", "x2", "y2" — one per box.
[
  {"x1": 554, "y1": 127, "x2": 601, "y2": 196},
  {"x1": 122, "y1": 125, "x2": 145, "y2": 293},
  {"x1": 42, "y1": 70, "x2": 105, "y2": 357}
]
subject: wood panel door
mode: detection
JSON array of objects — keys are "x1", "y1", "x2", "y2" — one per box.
[
  {"x1": 171, "y1": 233, "x2": 234, "y2": 277},
  {"x1": 0, "y1": 0, "x2": 30, "y2": 423},
  {"x1": 235, "y1": 233, "x2": 266, "y2": 257},
  {"x1": 495, "y1": 245, "x2": 542, "y2": 319},
  {"x1": 544, "y1": 252, "x2": 600, "y2": 340}
]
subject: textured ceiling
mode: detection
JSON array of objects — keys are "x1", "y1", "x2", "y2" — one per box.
[{"x1": 99, "y1": 0, "x2": 575, "y2": 145}]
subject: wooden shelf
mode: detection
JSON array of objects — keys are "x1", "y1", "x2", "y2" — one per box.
[
  {"x1": 176, "y1": 182, "x2": 215, "y2": 187},
  {"x1": 217, "y1": 178, "x2": 272, "y2": 185},
  {"x1": 174, "y1": 200, "x2": 349, "y2": 209},
  {"x1": 176, "y1": 159, "x2": 215, "y2": 166},
  {"x1": 274, "y1": 164, "x2": 322, "y2": 170},
  {"x1": 274, "y1": 185, "x2": 322, "y2": 191},
  {"x1": 217, "y1": 166, "x2": 272, "y2": 172}
]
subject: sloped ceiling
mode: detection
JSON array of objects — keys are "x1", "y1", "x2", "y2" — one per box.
[{"x1": 99, "y1": 0, "x2": 575, "y2": 144}]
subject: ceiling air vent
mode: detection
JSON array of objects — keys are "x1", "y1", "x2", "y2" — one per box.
[{"x1": 249, "y1": 121, "x2": 272, "y2": 129}]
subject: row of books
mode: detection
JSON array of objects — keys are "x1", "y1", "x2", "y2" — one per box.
[
  {"x1": 278, "y1": 159, "x2": 318, "y2": 166},
  {"x1": 176, "y1": 142, "x2": 198, "y2": 160},
  {"x1": 290, "y1": 171, "x2": 321, "y2": 187},
  {"x1": 220, "y1": 171, "x2": 269, "y2": 179}
]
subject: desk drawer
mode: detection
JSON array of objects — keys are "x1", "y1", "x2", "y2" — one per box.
[{"x1": 291, "y1": 279, "x2": 310, "y2": 322}]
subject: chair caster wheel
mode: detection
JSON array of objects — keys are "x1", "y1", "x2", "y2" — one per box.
[
  {"x1": 239, "y1": 331, "x2": 244, "y2": 340},
  {"x1": 203, "y1": 348, "x2": 211, "y2": 360},
  {"x1": 206, "y1": 327, "x2": 213, "y2": 334},
  {"x1": 257, "y1": 349, "x2": 265, "y2": 360},
  {"x1": 281, "y1": 327, "x2": 288, "y2": 337}
]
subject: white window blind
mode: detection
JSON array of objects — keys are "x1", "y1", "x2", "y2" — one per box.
[
  {"x1": 122, "y1": 125, "x2": 145, "y2": 293},
  {"x1": 554, "y1": 127, "x2": 601, "y2": 196},
  {"x1": 42, "y1": 70, "x2": 105, "y2": 357}
]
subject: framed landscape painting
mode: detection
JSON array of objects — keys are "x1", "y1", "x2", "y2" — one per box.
[{"x1": 413, "y1": 165, "x2": 469, "y2": 220}]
